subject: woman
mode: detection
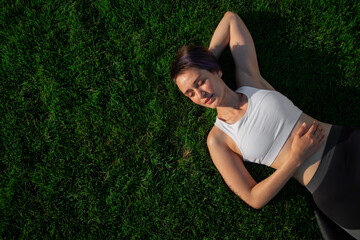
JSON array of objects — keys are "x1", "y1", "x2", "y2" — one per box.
[{"x1": 170, "y1": 12, "x2": 360, "y2": 239}]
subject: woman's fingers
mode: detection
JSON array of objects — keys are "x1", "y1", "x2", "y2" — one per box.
[
  {"x1": 308, "y1": 121, "x2": 326, "y2": 143},
  {"x1": 307, "y1": 121, "x2": 318, "y2": 135}
]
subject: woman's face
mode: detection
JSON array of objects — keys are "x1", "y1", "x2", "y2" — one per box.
[{"x1": 176, "y1": 67, "x2": 223, "y2": 109}]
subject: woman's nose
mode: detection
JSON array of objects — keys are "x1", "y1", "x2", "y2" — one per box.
[{"x1": 194, "y1": 88, "x2": 205, "y2": 98}]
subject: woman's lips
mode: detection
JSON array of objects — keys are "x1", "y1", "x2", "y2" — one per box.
[{"x1": 205, "y1": 95, "x2": 213, "y2": 104}]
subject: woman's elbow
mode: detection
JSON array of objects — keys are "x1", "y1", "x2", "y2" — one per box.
[
  {"x1": 246, "y1": 200, "x2": 265, "y2": 210},
  {"x1": 224, "y1": 11, "x2": 242, "y2": 21},
  {"x1": 224, "y1": 11, "x2": 234, "y2": 17},
  {"x1": 250, "y1": 202, "x2": 265, "y2": 210},
  {"x1": 244, "y1": 196, "x2": 267, "y2": 210}
]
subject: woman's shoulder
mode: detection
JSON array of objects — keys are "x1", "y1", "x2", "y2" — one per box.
[
  {"x1": 207, "y1": 125, "x2": 235, "y2": 150},
  {"x1": 207, "y1": 125, "x2": 226, "y2": 147},
  {"x1": 208, "y1": 125, "x2": 244, "y2": 158}
]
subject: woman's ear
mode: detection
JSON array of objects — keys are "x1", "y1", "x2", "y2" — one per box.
[{"x1": 217, "y1": 70, "x2": 223, "y2": 78}]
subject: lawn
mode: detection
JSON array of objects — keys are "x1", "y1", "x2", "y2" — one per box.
[{"x1": 1, "y1": 0, "x2": 359, "y2": 239}]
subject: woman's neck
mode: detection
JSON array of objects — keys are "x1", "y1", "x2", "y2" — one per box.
[{"x1": 216, "y1": 88, "x2": 243, "y2": 122}]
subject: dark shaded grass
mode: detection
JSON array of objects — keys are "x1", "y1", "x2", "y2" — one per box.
[{"x1": 0, "y1": 0, "x2": 359, "y2": 239}]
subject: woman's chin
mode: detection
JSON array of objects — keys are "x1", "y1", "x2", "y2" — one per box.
[{"x1": 206, "y1": 101, "x2": 217, "y2": 109}]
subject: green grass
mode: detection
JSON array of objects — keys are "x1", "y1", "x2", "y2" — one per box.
[{"x1": 1, "y1": 0, "x2": 359, "y2": 239}]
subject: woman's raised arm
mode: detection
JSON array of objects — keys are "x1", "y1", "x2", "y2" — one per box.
[{"x1": 209, "y1": 12, "x2": 274, "y2": 90}]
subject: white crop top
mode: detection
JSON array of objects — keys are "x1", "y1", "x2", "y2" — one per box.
[{"x1": 214, "y1": 86, "x2": 302, "y2": 166}]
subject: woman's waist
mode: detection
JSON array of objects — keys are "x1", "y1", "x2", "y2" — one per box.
[{"x1": 270, "y1": 113, "x2": 332, "y2": 186}]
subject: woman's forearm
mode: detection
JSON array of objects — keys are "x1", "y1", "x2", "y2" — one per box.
[{"x1": 246, "y1": 155, "x2": 301, "y2": 209}]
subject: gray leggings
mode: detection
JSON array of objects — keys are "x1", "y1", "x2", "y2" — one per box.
[{"x1": 306, "y1": 126, "x2": 360, "y2": 239}]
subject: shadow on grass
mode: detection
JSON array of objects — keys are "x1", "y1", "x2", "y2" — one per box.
[
  {"x1": 216, "y1": 10, "x2": 360, "y2": 237},
  {"x1": 220, "y1": 11, "x2": 360, "y2": 125}
]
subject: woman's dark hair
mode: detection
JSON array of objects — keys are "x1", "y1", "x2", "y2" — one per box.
[{"x1": 170, "y1": 45, "x2": 221, "y2": 83}]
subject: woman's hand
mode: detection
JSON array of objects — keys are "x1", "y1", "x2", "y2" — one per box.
[{"x1": 290, "y1": 121, "x2": 326, "y2": 166}]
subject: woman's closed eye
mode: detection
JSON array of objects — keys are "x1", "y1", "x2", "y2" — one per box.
[
  {"x1": 198, "y1": 79, "x2": 205, "y2": 86},
  {"x1": 186, "y1": 91, "x2": 195, "y2": 98},
  {"x1": 186, "y1": 80, "x2": 206, "y2": 98}
]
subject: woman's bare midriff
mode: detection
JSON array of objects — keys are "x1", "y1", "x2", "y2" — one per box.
[{"x1": 269, "y1": 113, "x2": 332, "y2": 186}]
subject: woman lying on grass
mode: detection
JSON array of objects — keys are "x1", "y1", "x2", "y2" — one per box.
[{"x1": 170, "y1": 12, "x2": 360, "y2": 239}]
